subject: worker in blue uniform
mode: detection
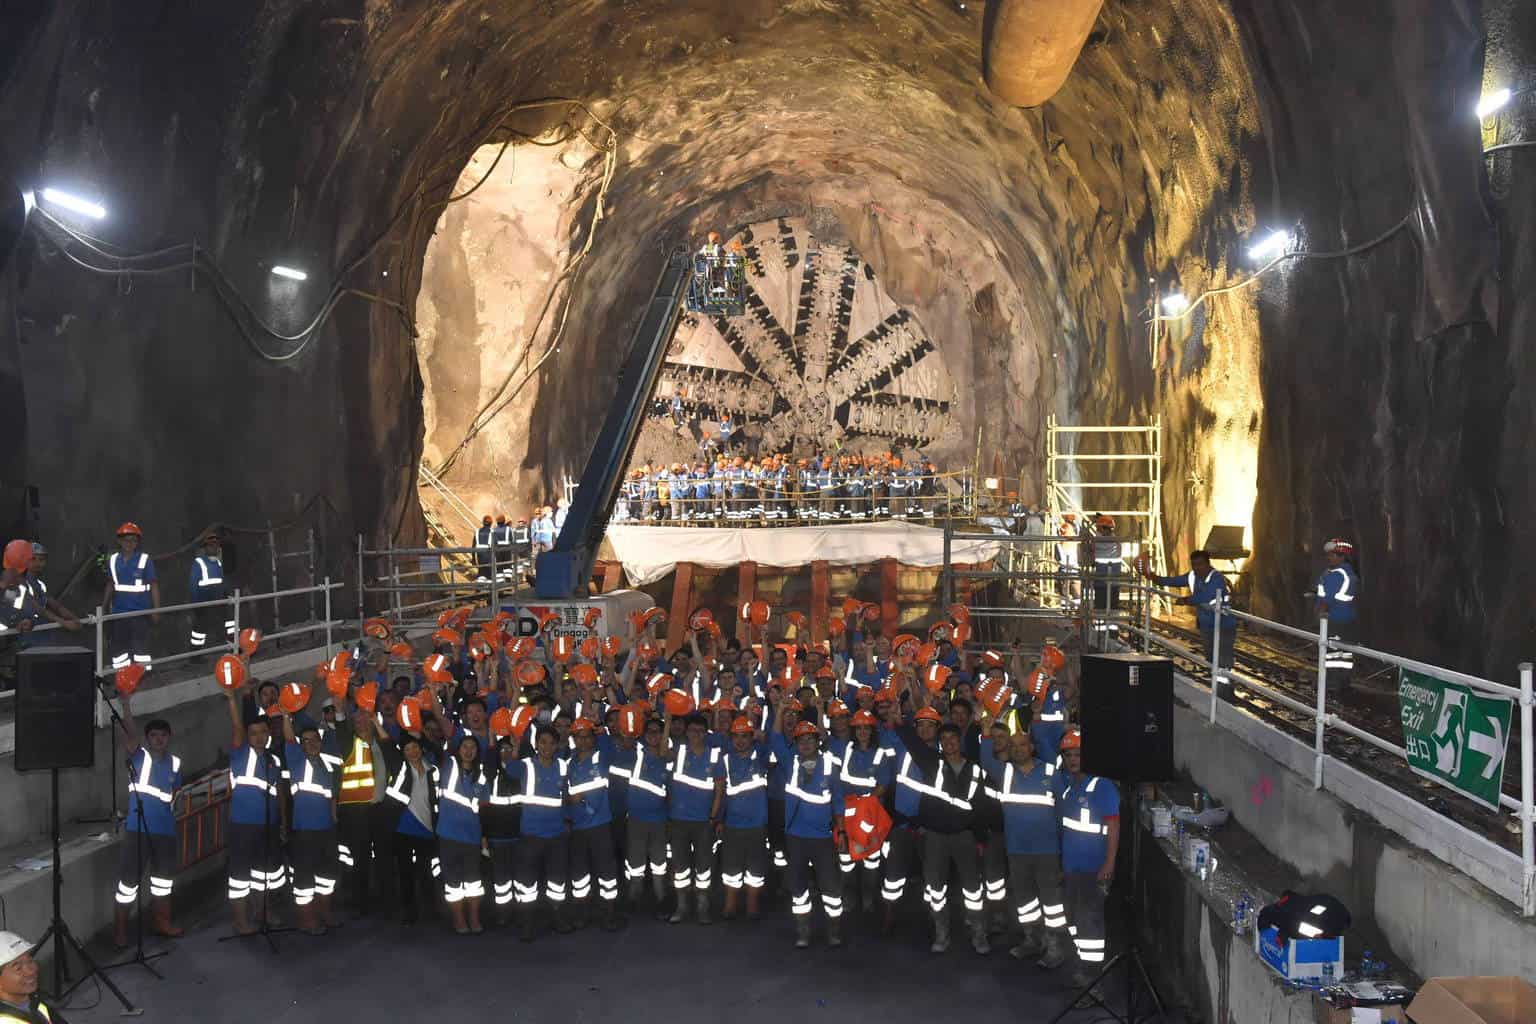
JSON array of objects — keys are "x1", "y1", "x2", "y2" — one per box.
[
  {"x1": 187, "y1": 531, "x2": 231, "y2": 652},
  {"x1": 1057, "y1": 728, "x2": 1119, "y2": 992},
  {"x1": 903, "y1": 715, "x2": 992, "y2": 955},
  {"x1": 666, "y1": 712, "x2": 724, "y2": 924},
  {"x1": 618, "y1": 716, "x2": 671, "y2": 915},
  {"x1": 510, "y1": 727, "x2": 571, "y2": 941},
  {"x1": 436, "y1": 723, "x2": 489, "y2": 935},
  {"x1": 384, "y1": 732, "x2": 440, "y2": 926},
  {"x1": 281, "y1": 707, "x2": 343, "y2": 935},
  {"x1": 566, "y1": 719, "x2": 624, "y2": 930},
  {"x1": 531, "y1": 507, "x2": 556, "y2": 557},
  {"x1": 771, "y1": 708, "x2": 846, "y2": 949},
  {"x1": 879, "y1": 698, "x2": 940, "y2": 931},
  {"x1": 1143, "y1": 549, "x2": 1233, "y2": 691},
  {"x1": 221, "y1": 684, "x2": 286, "y2": 936},
  {"x1": 1029, "y1": 670, "x2": 1069, "y2": 764},
  {"x1": 493, "y1": 515, "x2": 513, "y2": 581},
  {"x1": 484, "y1": 736, "x2": 522, "y2": 924},
  {"x1": 112, "y1": 691, "x2": 183, "y2": 948},
  {"x1": 1316, "y1": 537, "x2": 1360, "y2": 692},
  {"x1": 1088, "y1": 515, "x2": 1123, "y2": 641},
  {"x1": 106, "y1": 522, "x2": 160, "y2": 672},
  {"x1": 720, "y1": 716, "x2": 772, "y2": 920},
  {"x1": 691, "y1": 463, "x2": 712, "y2": 522},
  {"x1": 837, "y1": 710, "x2": 891, "y2": 914},
  {"x1": 980, "y1": 721, "x2": 1068, "y2": 968}
]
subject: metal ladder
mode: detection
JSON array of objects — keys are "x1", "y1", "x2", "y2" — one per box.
[{"x1": 417, "y1": 463, "x2": 482, "y2": 578}]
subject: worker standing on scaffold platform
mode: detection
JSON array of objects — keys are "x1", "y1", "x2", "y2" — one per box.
[{"x1": 1316, "y1": 538, "x2": 1360, "y2": 693}]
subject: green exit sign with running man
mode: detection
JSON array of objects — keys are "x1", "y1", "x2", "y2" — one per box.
[{"x1": 1399, "y1": 668, "x2": 1514, "y2": 812}]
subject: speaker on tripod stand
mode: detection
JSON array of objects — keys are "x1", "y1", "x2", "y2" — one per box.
[{"x1": 1050, "y1": 652, "x2": 1174, "y2": 1024}]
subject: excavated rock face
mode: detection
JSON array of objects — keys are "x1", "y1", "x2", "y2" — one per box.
[{"x1": 0, "y1": 1, "x2": 1525, "y2": 672}]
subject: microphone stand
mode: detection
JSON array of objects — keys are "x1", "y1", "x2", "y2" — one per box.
[{"x1": 218, "y1": 741, "x2": 295, "y2": 952}]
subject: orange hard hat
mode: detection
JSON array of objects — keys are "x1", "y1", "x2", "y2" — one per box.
[
  {"x1": 238, "y1": 627, "x2": 263, "y2": 657},
  {"x1": 814, "y1": 665, "x2": 836, "y2": 680},
  {"x1": 601, "y1": 635, "x2": 624, "y2": 659},
  {"x1": 948, "y1": 603, "x2": 971, "y2": 624},
  {"x1": 873, "y1": 687, "x2": 899, "y2": 704},
  {"x1": 279, "y1": 682, "x2": 312, "y2": 715},
  {"x1": 792, "y1": 721, "x2": 820, "y2": 739},
  {"x1": 115, "y1": 522, "x2": 142, "y2": 538},
  {"x1": 729, "y1": 716, "x2": 755, "y2": 736},
  {"x1": 662, "y1": 690, "x2": 695, "y2": 716},
  {"x1": 646, "y1": 672, "x2": 674, "y2": 696},
  {"x1": 1095, "y1": 514, "x2": 1115, "y2": 529},
  {"x1": 515, "y1": 661, "x2": 547, "y2": 688},
  {"x1": 707, "y1": 231, "x2": 721, "y2": 243},
  {"x1": 468, "y1": 636, "x2": 493, "y2": 661},
  {"x1": 509, "y1": 705, "x2": 538, "y2": 740},
  {"x1": 583, "y1": 608, "x2": 602, "y2": 629},
  {"x1": 689, "y1": 608, "x2": 715, "y2": 631},
  {"x1": 551, "y1": 635, "x2": 575, "y2": 664},
  {"x1": 396, "y1": 696, "x2": 424, "y2": 732},
  {"x1": 489, "y1": 707, "x2": 515, "y2": 739},
  {"x1": 569, "y1": 663, "x2": 598, "y2": 685},
  {"x1": 363, "y1": 618, "x2": 392, "y2": 640},
  {"x1": 328, "y1": 649, "x2": 353, "y2": 674},
  {"x1": 786, "y1": 611, "x2": 807, "y2": 630},
  {"x1": 826, "y1": 699, "x2": 850, "y2": 717},
  {"x1": 1026, "y1": 668, "x2": 1050, "y2": 703},
  {"x1": 354, "y1": 682, "x2": 379, "y2": 712},
  {"x1": 506, "y1": 637, "x2": 536, "y2": 660},
  {"x1": 637, "y1": 641, "x2": 659, "y2": 661},
  {"x1": 114, "y1": 664, "x2": 146, "y2": 697},
  {"x1": 952, "y1": 622, "x2": 972, "y2": 645},
  {"x1": 740, "y1": 600, "x2": 770, "y2": 626},
  {"x1": 1059, "y1": 728, "x2": 1082, "y2": 751},
  {"x1": 915, "y1": 641, "x2": 937, "y2": 665},
  {"x1": 452, "y1": 607, "x2": 473, "y2": 629},
  {"x1": 432, "y1": 628, "x2": 461, "y2": 648},
  {"x1": 914, "y1": 707, "x2": 943, "y2": 724},
  {"x1": 850, "y1": 710, "x2": 878, "y2": 727},
  {"x1": 841, "y1": 597, "x2": 862, "y2": 617},
  {"x1": 977, "y1": 679, "x2": 1014, "y2": 717},
  {"x1": 423, "y1": 652, "x2": 452, "y2": 684},
  {"x1": 615, "y1": 704, "x2": 647, "y2": 739},
  {"x1": 892, "y1": 634, "x2": 920, "y2": 661},
  {"x1": 214, "y1": 654, "x2": 246, "y2": 691},
  {"x1": 2, "y1": 539, "x2": 33, "y2": 573},
  {"x1": 928, "y1": 622, "x2": 954, "y2": 643},
  {"x1": 980, "y1": 649, "x2": 1005, "y2": 668},
  {"x1": 436, "y1": 610, "x2": 455, "y2": 628},
  {"x1": 570, "y1": 717, "x2": 598, "y2": 735},
  {"x1": 1039, "y1": 644, "x2": 1066, "y2": 673},
  {"x1": 579, "y1": 637, "x2": 600, "y2": 661},
  {"x1": 923, "y1": 664, "x2": 952, "y2": 692},
  {"x1": 325, "y1": 668, "x2": 350, "y2": 700},
  {"x1": 712, "y1": 697, "x2": 738, "y2": 712},
  {"x1": 828, "y1": 617, "x2": 846, "y2": 637}
]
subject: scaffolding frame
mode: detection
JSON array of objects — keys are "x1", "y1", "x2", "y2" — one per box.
[{"x1": 1045, "y1": 415, "x2": 1166, "y2": 578}]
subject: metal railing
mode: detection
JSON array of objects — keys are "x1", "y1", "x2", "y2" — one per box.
[
  {"x1": 176, "y1": 770, "x2": 231, "y2": 870},
  {"x1": 1118, "y1": 580, "x2": 1535, "y2": 917},
  {"x1": 418, "y1": 462, "x2": 481, "y2": 533},
  {"x1": 356, "y1": 537, "x2": 530, "y2": 634}
]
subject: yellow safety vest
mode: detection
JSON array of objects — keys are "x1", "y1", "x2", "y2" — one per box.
[{"x1": 338, "y1": 736, "x2": 377, "y2": 805}]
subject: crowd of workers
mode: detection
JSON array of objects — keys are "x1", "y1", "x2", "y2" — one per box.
[
  {"x1": 613, "y1": 451, "x2": 948, "y2": 524},
  {"x1": 108, "y1": 602, "x2": 1125, "y2": 994}
]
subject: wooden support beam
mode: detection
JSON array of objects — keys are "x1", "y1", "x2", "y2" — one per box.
[
  {"x1": 600, "y1": 560, "x2": 623, "y2": 594},
  {"x1": 810, "y1": 560, "x2": 830, "y2": 646},
  {"x1": 666, "y1": 562, "x2": 695, "y2": 654},
  {"x1": 735, "y1": 561, "x2": 758, "y2": 644},
  {"x1": 880, "y1": 557, "x2": 899, "y2": 630}
]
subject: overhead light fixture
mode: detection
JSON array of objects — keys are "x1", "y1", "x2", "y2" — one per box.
[
  {"x1": 1160, "y1": 292, "x2": 1189, "y2": 315},
  {"x1": 1477, "y1": 88, "x2": 1512, "y2": 119},
  {"x1": 271, "y1": 265, "x2": 308, "y2": 281},
  {"x1": 40, "y1": 188, "x2": 106, "y2": 220},
  {"x1": 1247, "y1": 230, "x2": 1291, "y2": 264}
]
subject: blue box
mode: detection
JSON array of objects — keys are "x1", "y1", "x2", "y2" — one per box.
[{"x1": 1253, "y1": 925, "x2": 1344, "y2": 983}]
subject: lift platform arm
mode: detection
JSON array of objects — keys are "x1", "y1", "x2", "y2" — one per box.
[{"x1": 534, "y1": 248, "x2": 691, "y2": 597}]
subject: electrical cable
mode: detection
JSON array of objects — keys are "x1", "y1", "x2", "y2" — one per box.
[
  {"x1": 1151, "y1": 211, "x2": 1416, "y2": 324},
  {"x1": 1483, "y1": 140, "x2": 1536, "y2": 155}
]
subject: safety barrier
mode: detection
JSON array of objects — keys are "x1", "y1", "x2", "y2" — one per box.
[
  {"x1": 176, "y1": 769, "x2": 232, "y2": 870},
  {"x1": 1115, "y1": 581, "x2": 1535, "y2": 917},
  {"x1": 355, "y1": 538, "x2": 519, "y2": 635}
]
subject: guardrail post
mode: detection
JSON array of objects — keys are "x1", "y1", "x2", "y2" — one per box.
[
  {"x1": 324, "y1": 578, "x2": 334, "y2": 656},
  {"x1": 307, "y1": 527, "x2": 317, "y2": 626},
  {"x1": 268, "y1": 523, "x2": 280, "y2": 631},
  {"x1": 388, "y1": 537, "x2": 401, "y2": 624},
  {"x1": 1314, "y1": 616, "x2": 1330, "y2": 790},
  {"x1": 94, "y1": 604, "x2": 105, "y2": 679},
  {"x1": 1208, "y1": 600, "x2": 1223, "y2": 723},
  {"x1": 941, "y1": 519, "x2": 953, "y2": 609},
  {"x1": 230, "y1": 588, "x2": 241, "y2": 653},
  {"x1": 355, "y1": 534, "x2": 365, "y2": 627},
  {"x1": 1142, "y1": 583, "x2": 1152, "y2": 654},
  {"x1": 489, "y1": 543, "x2": 499, "y2": 617},
  {"x1": 1521, "y1": 661, "x2": 1534, "y2": 916}
]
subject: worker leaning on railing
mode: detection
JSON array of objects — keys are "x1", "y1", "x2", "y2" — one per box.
[{"x1": 1138, "y1": 549, "x2": 1234, "y2": 689}]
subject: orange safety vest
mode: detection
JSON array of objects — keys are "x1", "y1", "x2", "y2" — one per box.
[{"x1": 338, "y1": 736, "x2": 378, "y2": 804}]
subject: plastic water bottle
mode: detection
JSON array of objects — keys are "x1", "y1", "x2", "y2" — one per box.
[
  {"x1": 1322, "y1": 961, "x2": 1335, "y2": 985},
  {"x1": 1360, "y1": 948, "x2": 1374, "y2": 977}
]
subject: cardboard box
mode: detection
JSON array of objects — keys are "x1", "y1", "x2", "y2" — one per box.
[
  {"x1": 1317, "y1": 1004, "x2": 1406, "y2": 1023},
  {"x1": 1254, "y1": 925, "x2": 1344, "y2": 983},
  {"x1": 1406, "y1": 977, "x2": 1536, "y2": 1024}
]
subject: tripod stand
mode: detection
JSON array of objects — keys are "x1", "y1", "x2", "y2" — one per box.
[
  {"x1": 37, "y1": 768, "x2": 144, "y2": 1016},
  {"x1": 1050, "y1": 782, "x2": 1167, "y2": 1024},
  {"x1": 218, "y1": 743, "x2": 295, "y2": 952}
]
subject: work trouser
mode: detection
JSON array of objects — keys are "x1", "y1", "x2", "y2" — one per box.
[
  {"x1": 819, "y1": 489, "x2": 838, "y2": 520},
  {"x1": 489, "y1": 839, "x2": 518, "y2": 909},
  {"x1": 1325, "y1": 620, "x2": 1355, "y2": 690},
  {"x1": 115, "y1": 829, "x2": 176, "y2": 906},
  {"x1": 290, "y1": 828, "x2": 339, "y2": 907},
  {"x1": 570, "y1": 823, "x2": 620, "y2": 904},
  {"x1": 889, "y1": 488, "x2": 907, "y2": 517},
  {"x1": 338, "y1": 800, "x2": 397, "y2": 909},
  {"x1": 1008, "y1": 852, "x2": 1067, "y2": 931},
  {"x1": 393, "y1": 831, "x2": 437, "y2": 919},
  {"x1": 475, "y1": 547, "x2": 491, "y2": 580},
  {"x1": 625, "y1": 818, "x2": 669, "y2": 881},
  {"x1": 440, "y1": 838, "x2": 484, "y2": 903},
  {"x1": 1200, "y1": 621, "x2": 1236, "y2": 692},
  {"x1": 871, "y1": 482, "x2": 888, "y2": 517},
  {"x1": 227, "y1": 821, "x2": 286, "y2": 902},
  {"x1": 721, "y1": 825, "x2": 768, "y2": 889},
  {"x1": 921, "y1": 829, "x2": 982, "y2": 915},
  {"x1": 668, "y1": 819, "x2": 715, "y2": 892},
  {"x1": 767, "y1": 799, "x2": 788, "y2": 871},
  {"x1": 189, "y1": 599, "x2": 233, "y2": 649},
  {"x1": 881, "y1": 823, "x2": 921, "y2": 904},
  {"x1": 983, "y1": 832, "x2": 1009, "y2": 913},
  {"x1": 785, "y1": 834, "x2": 843, "y2": 920},
  {"x1": 1063, "y1": 871, "x2": 1107, "y2": 965},
  {"x1": 515, "y1": 834, "x2": 570, "y2": 907},
  {"x1": 110, "y1": 616, "x2": 152, "y2": 671}
]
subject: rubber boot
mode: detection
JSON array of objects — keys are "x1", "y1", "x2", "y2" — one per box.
[
  {"x1": 448, "y1": 901, "x2": 469, "y2": 935},
  {"x1": 1037, "y1": 931, "x2": 1070, "y2": 970},
  {"x1": 722, "y1": 888, "x2": 740, "y2": 921},
  {"x1": 600, "y1": 900, "x2": 626, "y2": 932},
  {"x1": 826, "y1": 915, "x2": 844, "y2": 948},
  {"x1": 860, "y1": 871, "x2": 880, "y2": 918},
  {"x1": 695, "y1": 888, "x2": 712, "y2": 926},
  {"x1": 519, "y1": 907, "x2": 537, "y2": 943},
  {"x1": 553, "y1": 903, "x2": 575, "y2": 934},
  {"x1": 968, "y1": 912, "x2": 992, "y2": 955},
  {"x1": 746, "y1": 888, "x2": 763, "y2": 922},
  {"x1": 231, "y1": 899, "x2": 256, "y2": 936},
  {"x1": 988, "y1": 904, "x2": 1010, "y2": 936},
  {"x1": 317, "y1": 893, "x2": 339, "y2": 930},
  {"x1": 1069, "y1": 967, "x2": 1106, "y2": 1008},
  {"x1": 113, "y1": 906, "x2": 131, "y2": 949},
  {"x1": 668, "y1": 889, "x2": 690, "y2": 924},
  {"x1": 929, "y1": 910, "x2": 951, "y2": 954},
  {"x1": 881, "y1": 901, "x2": 898, "y2": 936},
  {"x1": 467, "y1": 897, "x2": 484, "y2": 934},
  {"x1": 570, "y1": 899, "x2": 588, "y2": 931},
  {"x1": 1010, "y1": 924, "x2": 1044, "y2": 961},
  {"x1": 627, "y1": 877, "x2": 645, "y2": 910},
  {"x1": 297, "y1": 902, "x2": 326, "y2": 936},
  {"x1": 794, "y1": 915, "x2": 812, "y2": 949},
  {"x1": 652, "y1": 877, "x2": 671, "y2": 921}
]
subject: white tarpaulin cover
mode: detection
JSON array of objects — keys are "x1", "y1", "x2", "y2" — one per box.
[{"x1": 604, "y1": 521, "x2": 1003, "y2": 586}]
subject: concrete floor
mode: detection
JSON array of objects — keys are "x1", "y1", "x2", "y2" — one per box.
[{"x1": 58, "y1": 903, "x2": 1146, "y2": 1023}]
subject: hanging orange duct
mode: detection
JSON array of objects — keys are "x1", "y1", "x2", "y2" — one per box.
[{"x1": 983, "y1": 0, "x2": 1105, "y2": 108}]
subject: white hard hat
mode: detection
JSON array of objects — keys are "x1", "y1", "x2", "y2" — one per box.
[{"x1": 0, "y1": 931, "x2": 33, "y2": 968}]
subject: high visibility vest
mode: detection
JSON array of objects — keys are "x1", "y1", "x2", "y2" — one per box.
[
  {"x1": 339, "y1": 737, "x2": 378, "y2": 804},
  {"x1": 0, "y1": 998, "x2": 56, "y2": 1022}
]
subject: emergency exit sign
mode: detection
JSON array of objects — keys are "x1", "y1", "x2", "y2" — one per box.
[{"x1": 1398, "y1": 668, "x2": 1513, "y2": 811}]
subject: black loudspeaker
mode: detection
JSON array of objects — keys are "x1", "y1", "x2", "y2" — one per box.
[
  {"x1": 14, "y1": 647, "x2": 95, "y2": 772},
  {"x1": 1079, "y1": 652, "x2": 1174, "y2": 782}
]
